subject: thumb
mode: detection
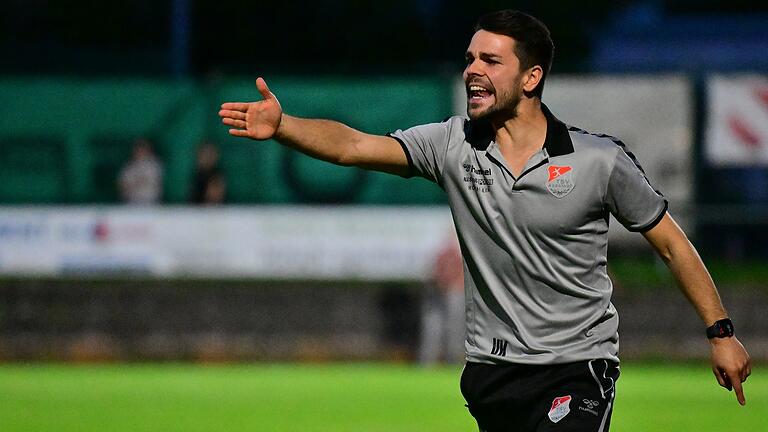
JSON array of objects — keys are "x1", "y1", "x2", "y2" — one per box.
[{"x1": 255, "y1": 77, "x2": 274, "y2": 100}]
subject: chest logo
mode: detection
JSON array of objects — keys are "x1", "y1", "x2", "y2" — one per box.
[
  {"x1": 462, "y1": 163, "x2": 493, "y2": 193},
  {"x1": 548, "y1": 395, "x2": 572, "y2": 423},
  {"x1": 546, "y1": 165, "x2": 575, "y2": 198}
]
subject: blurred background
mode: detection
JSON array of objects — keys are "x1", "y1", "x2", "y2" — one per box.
[
  {"x1": 2, "y1": 2, "x2": 768, "y2": 431},
  {"x1": 1, "y1": 0, "x2": 767, "y2": 377}
]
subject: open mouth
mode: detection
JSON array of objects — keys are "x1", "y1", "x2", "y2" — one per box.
[{"x1": 467, "y1": 84, "x2": 493, "y2": 102}]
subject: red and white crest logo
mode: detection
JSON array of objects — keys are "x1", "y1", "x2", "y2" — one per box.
[
  {"x1": 548, "y1": 395, "x2": 572, "y2": 423},
  {"x1": 546, "y1": 165, "x2": 575, "y2": 198}
]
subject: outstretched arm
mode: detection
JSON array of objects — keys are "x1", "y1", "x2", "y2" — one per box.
[
  {"x1": 643, "y1": 213, "x2": 752, "y2": 405},
  {"x1": 219, "y1": 77, "x2": 410, "y2": 176}
]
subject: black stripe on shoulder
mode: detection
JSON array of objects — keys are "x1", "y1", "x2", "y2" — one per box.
[
  {"x1": 568, "y1": 126, "x2": 665, "y2": 198},
  {"x1": 568, "y1": 127, "x2": 646, "y2": 173},
  {"x1": 598, "y1": 134, "x2": 648, "y2": 176},
  {"x1": 566, "y1": 125, "x2": 588, "y2": 134},
  {"x1": 386, "y1": 132, "x2": 414, "y2": 178},
  {"x1": 601, "y1": 135, "x2": 667, "y2": 197}
]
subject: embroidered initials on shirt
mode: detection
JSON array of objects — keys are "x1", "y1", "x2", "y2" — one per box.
[{"x1": 490, "y1": 338, "x2": 508, "y2": 356}]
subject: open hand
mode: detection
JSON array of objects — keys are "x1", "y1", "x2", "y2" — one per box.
[{"x1": 219, "y1": 77, "x2": 282, "y2": 140}]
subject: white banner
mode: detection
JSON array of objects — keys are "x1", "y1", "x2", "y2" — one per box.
[
  {"x1": 0, "y1": 206, "x2": 454, "y2": 280},
  {"x1": 705, "y1": 74, "x2": 768, "y2": 166}
]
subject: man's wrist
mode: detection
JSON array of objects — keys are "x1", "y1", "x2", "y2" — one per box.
[
  {"x1": 274, "y1": 113, "x2": 287, "y2": 140},
  {"x1": 706, "y1": 318, "x2": 734, "y2": 339}
]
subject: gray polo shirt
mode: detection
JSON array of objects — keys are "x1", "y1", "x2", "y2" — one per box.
[{"x1": 389, "y1": 105, "x2": 667, "y2": 365}]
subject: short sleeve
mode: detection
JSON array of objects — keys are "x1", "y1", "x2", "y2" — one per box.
[
  {"x1": 387, "y1": 120, "x2": 451, "y2": 184},
  {"x1": 605, "y1": 147, "x2": 668, "y2": 232}
]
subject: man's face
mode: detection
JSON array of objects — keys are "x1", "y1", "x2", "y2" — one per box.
[
  {"x1": 133, "y1": 142, "x2": 153, "y2": 160},
  {"x1": 463, "y1": 30, "x2": 526, "y2": 121}
]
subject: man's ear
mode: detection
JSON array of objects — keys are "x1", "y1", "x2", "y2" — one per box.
[{"x1": 522, "y1": 65, "x2": 544, "y2": 93}]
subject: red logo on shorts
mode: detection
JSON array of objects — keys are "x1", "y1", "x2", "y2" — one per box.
[
  {"x1": 548, "y1": 395, "x2": 572, "y2": 423},
  {"x1": 547, "y1": 165, "x2": 572, "y2": 182}
]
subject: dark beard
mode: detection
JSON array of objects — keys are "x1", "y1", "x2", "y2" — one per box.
[{"x1": 467, "y1": 87, "x2": 522, "y2": 122}]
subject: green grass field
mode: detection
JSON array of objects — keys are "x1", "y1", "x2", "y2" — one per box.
[{"x1": 0, "y1": 362, "x2": 764, "y2": 431}]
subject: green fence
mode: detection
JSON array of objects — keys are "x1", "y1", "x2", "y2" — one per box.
[{"x1": 0, "y1": 76, "x2": 452, "y2": 204}]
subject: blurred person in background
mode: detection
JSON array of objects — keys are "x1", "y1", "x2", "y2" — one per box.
[
  {"x1": 190, "y1": 141, "x2": 227, "y2": 204},
  {"x1": 219, "y1": 9, "x2": 751, "y2": 431},
  {"x1": 419, "y1": 232, "x2": 465, "y2": 366},
  {"x1": 118, "y1": 137, "x2": 163, "y2": 204}
]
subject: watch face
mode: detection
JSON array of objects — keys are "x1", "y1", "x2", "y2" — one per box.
[
  {"x1": 707, "y1": 319, "x2": 734, "y2": 338},
  {"x1": 723, "y1": 321, "x2": 734, "y2": 336}
]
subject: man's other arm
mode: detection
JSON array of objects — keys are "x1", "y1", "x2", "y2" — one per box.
[
  {"x1": 219, "y1": 77, "x2": 410, "y2": 177},
  {"x1": 642, "y1": 213, "x2": 752, "y2": 405}
]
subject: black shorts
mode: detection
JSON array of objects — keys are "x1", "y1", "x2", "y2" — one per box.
[{"x1": 460, "y1": 359, "x2": 620, "y2": 432}]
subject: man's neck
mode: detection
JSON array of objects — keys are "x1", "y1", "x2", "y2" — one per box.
[{"x1": 490, "y1": 98, "x2": 548, "y2": 154}]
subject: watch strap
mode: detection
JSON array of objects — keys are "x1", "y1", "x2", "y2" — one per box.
[{"x1": 706, "y1": 318, "x2": 734, "y2": 339}]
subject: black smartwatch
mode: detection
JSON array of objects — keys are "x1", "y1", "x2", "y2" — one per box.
[{"x1": 706, "y1": 318, "x2": 734, "y2": 339}]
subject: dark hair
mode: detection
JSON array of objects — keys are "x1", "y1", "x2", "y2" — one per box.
[{"x1": 475, "y1": 10, "x2": 554, "y2": 98}]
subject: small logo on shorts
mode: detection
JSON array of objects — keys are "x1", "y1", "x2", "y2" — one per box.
[
  {"x1": 548, "y1": 395, "x2": 572, "y2": 423},
  {"x1": 579, "y1": 399, "x2": 600, "y2": 416},
  {"x1": 546, "y1": 165, "x2": 575, "y2": 198}
]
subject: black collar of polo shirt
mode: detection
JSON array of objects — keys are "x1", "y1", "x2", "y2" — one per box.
[
  {"x1": 464, "y1": 103, "x2": 575, "y2": 157},
  {"x1": 464, "y1": 118, "x2": 494, "y2": 150},
  {"x1": 541, "y1": 103, "x2": 575, "y2": 157}
]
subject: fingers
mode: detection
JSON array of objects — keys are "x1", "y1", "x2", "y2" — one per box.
[
  {"x1": 221, "y1": 117, "x2": 246, "y2": 129},
  {"x1": 744, "y1": 355, "x2": 752, "y2": 381},
  {"x1": 256, "y1": 77, "x2": 273, "y2": 100},
  {"x1": 709, "y1": 337, "x2": 750, "y2": 406},
  {"x1": 219, "y1": 108, "x2": 247, "y2": 131},
  {"x1": 221, "y1": 102, "x2": 249, "y2": 111},
  {"x1": 218, "y1": 109, "x2": 246, "y2": 121},
  {"x1": 717, "y1": 367, "x2": 747, "y2": 406},
  {"x1": 229, "y1": 129, "x2": 250, "y2": 137},
  {"x1": 731, "y1": 376, "x2": 746, "y2": 406},
  {"x1": 221, "y1": 77, "x2": 273, "y2": 109},
  {"x1": 736, "y1": 359, "x2": 751, "y2": 404},
  {"x1": 722, "y1": 370, "x2": 733, "y2": 391},
  {"x1": 712, "y1": 367, "x2": 726, "y2": 387}
]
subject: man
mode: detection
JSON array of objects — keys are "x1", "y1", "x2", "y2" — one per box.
[
  {"x1": 219, "y1": 9, "x2": 750, "y2": 431},
  {"x1": 419, "y1": 231, "x2": 465, "y2": 366},
  {"x1": 118, "y1": 138, "x2": 163, "y2": 204},
  {"x1": 190, "y1": 141, "x2": 227, "y2": 205}
]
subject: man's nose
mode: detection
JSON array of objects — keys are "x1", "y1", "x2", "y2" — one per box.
[{"x1": 464, "y1": 60, "x2": 483, "y2": 78}]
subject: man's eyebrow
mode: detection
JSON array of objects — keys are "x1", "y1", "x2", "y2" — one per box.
[
  {"x1": 465, "y1": 51, "x2": 502, "y2": 60},
  {"x1": 479, "y1": 53, "x2": 502, "y2": 60}
]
